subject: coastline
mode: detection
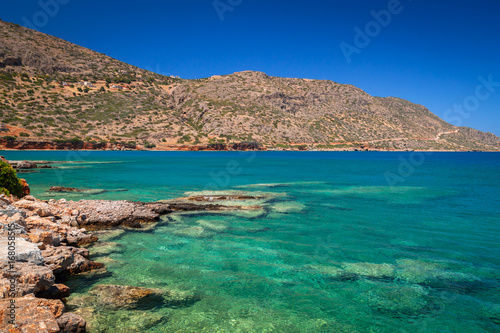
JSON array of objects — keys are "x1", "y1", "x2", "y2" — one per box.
[{"x1": 0, "y1": 175, "x2": 268, "y2": 332}]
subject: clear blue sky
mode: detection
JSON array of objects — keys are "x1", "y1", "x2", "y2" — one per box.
[{"x1": 2, "y1": 0, "x2": 499, "y2": 135}]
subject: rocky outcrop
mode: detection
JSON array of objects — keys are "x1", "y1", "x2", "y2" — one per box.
[
  {"x1": 49, "y1": 187, "x2": 84, "y2": 193},
  {"x1": 20, "y1": 179, "x2": 30, "y2": 196},
  {"x1": 0, "y1": 194, "x2": 103, "y2": 332},
  {"x1": 0, "y1": 294, "x2": 65, "y2": 333},
  {"x1": 0, "y1": 139, "x2": 139, "y2": 151},
  {"x1": 84, "y1": 284, "x2": 200, "y2": 310}
]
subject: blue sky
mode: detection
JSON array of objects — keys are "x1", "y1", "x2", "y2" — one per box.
[{"x1": 2, "y1": 0, "x2": 499, "y2": 135}]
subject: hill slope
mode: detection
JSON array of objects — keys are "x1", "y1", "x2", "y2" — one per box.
[{"x1": 1, "y1": 19, "x2": 499, "y2": 151}]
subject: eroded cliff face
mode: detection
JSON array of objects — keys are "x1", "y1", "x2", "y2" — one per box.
[
  {"x1": 1, "y1": 20, "x2": 499, "y2": 151},
  {"x1": 0, "y1": 139, "x2": 132, "y2": 151}
]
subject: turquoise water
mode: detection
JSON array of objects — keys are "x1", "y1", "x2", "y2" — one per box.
[{"x1": 2, "y1": 151, "x2": 500, "y2": 332}]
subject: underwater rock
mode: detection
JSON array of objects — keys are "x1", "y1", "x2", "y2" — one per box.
[
  {"x1": 179, "y1": 194, "x2": 264, "y2": 202},
  {"x1": 271, "y1": 201, "x2": 306, "y2": 213},
  {"x1": 341, "y1": 262, "x2": 396, "y2": 280},
  {"x1": 89, "y1": 285, "x2": 164, "y2": 310},
  {"x1": 56, "y1": 312, "x2": 87, "y2": 333},
  {"x1": 395, "y1": 259, "x2": 480, "y2": 288},
  {"x1": 49, "y1": 186, "x2": 85, "y2": 193},
  {"x1": 306, "y1": 265, "x2": 357, "y2": 281},
  {"x1": 88, "y1": 284, "x2": 200, "y2": 310},
  {"x1": 172, "y1": 226, "x2": 214, "y2": 238},
  {"x1": 361, "y1": 282, "x2": 429, "y2": 315},
  {"x1": 196, "y1": 220, "x2": 228, "y2": 232}
]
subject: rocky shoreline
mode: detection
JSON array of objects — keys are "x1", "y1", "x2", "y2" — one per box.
[{"x1": 0, "y1": 177, "x2": 267, "y2": 332}]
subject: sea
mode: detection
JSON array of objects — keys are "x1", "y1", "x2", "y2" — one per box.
[{"x1": 2, "y1": 150, "x2": 499, "y2": 333}]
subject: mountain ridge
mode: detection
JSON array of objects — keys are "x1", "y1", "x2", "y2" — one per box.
[{"x1": 1, "y1": 19, "x2": 499, "y2": 151}]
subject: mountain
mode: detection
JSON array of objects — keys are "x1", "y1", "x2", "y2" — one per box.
[{"x1": 1, "y1": 19, "x2": 499, "y2": 151}]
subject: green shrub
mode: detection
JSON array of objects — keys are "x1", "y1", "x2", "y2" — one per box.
[
  {"x1": 0, "y1": 161, "x2": 23, "y2": 197},
  {"x1": 2, "y1": 136, "x2": 17, "y2": 142},
  {"x1": 19, "y1": 132, "x2": 30, "y2": 137}
]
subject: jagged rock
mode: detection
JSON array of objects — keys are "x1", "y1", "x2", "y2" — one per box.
[
  {"x1": 36, "y1": 283, "x2": 71, "y2": 299},
  {"x1": 68, "y1": 254, "x2": 104, "y2": 274},
  {"x1": 20, "y1": 178, "x2": 31, "y2": 197},
  {"x1": 0, "y1": 261, "x2": 55, "y2": 298},
  {"x1": 41, "y1": 246, "x2": 102, "y2": 275},
  {"x1": 16, "y1": 160, "x2": 38, "y2": 169},
  {"x1": 0, "y1": 236, "x2": 43, "y2": 265},
  {"x1": 14, "y1": 199, "x2": 55, "y2": 217},
  {"x1": 180, "y1": 195, "x2": 264, "y2": 202},
  {"x1": 49, "y1": 186, "x2": 84, "y2": 193},
  {"x1": 29, "y1": 229, "x2": 60, "y2": 246},
  {"x1": 56, "y1": 312, "x2": 86, "y2": 333},
  {"x1": 0, "y1": 294, "x2": 65, "y2": 332}
]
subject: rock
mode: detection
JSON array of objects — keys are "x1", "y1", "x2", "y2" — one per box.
[
  {"x1": 341, "y1": 262, "x2": 396, "y2": 280},
  {"x1": 19, "y1": 178, "x2": 31, "y2": 197},
  {"x1": 395, "y1": 259, "x2": 480, "y2": 287},
  {"x1": 0, "y1": 206, "x2": 26, "y2": 218},
  {"x1": 23, "y1": 195, "x2": 36, "y2": 202},
  {"x1": 29, "y1": 229, "x2": 60, "y2": 246},
  {"x1": 36, "y1": 283, "x2": 71, "y2": 299},
  {"x1": 196, "y1": 220, "x2": 227, "y2": 232},
  {"x1": 68, "y1": 254, "x2": 104, "y2": 274},
  {"x1": 14, "y1": 199, "x2": 54, "y2": 217},
  {"x1": 16, "y1": 161, "x2": 38, "y2": 169},
  {"x1": 0, "y1": 261, "x2": 55, "y2": 298},
  {"x1": 360, "y1": 282, "x2": 429, "y2": 315},
  {"x1": 172, "y1": 226, "x2": 214, "y2": 238},
  {"x1": 306, "y1": 265, "x2": 357, "y2": 281},
  {"x1": 88, "y1": 285, "x2": 164, "y2": 310},
  {"x1": 180, "y1": 195, "x2": 264, "y2": 202},
  {"x1": 56, "y1": 313, "x2": 86, "y2": 333},
  {"x1": 87, "y1": 284, "x2": 200, "y2": 310},
  {"x1": 49, "y1": 186, "x2": 84, "y2": 193},
  {"x1": 42, "y1": 246, "x2": 103, "y2": 275},
  {"x1": 0, "y1": 236, "x2": 43, "y2": 265},
  {"x1": 272, "y1": 201, "x2": 306, "y2": 213},
  {"x1": 0, "y1": 294, "x2": 64, "y2": 332}
]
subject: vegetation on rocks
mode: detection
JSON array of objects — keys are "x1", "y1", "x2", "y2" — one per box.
[
  {"x1": 0, "y1": 160, "x2": 23, "y2": 197},
  {"x1": 0, "y1": 19, "x2": 499, "y2": 151}
]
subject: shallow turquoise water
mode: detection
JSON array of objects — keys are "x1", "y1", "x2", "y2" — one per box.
[{"x1": 2, "y1": 151, "x2": 500, "y2": 332}]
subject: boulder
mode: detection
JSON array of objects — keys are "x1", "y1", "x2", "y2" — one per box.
[
  {"x1": 56, "y1": 312, "x2": 86, "y2": 333},
  {"x1": 20, "y1": 178, "x2": 31, "y2": 197},
  {"x1": 0, "y1": 236, "x2": 43, "y2": 265},
  {"x1": 0, "y1": 261, "x2": 55, "y2": 298},
  {"x1": 0, "y1": 294, "x2": 65, "y2": 333},
  {"x1": 87, "y1": 284, "x2": 200, "y2": 310},
  {"x1": 49, "y1": 186, "x2": 84, "y2": 193},
  {"x1": 36, "y1": 283, "x2": 71, "y2": 299}
]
